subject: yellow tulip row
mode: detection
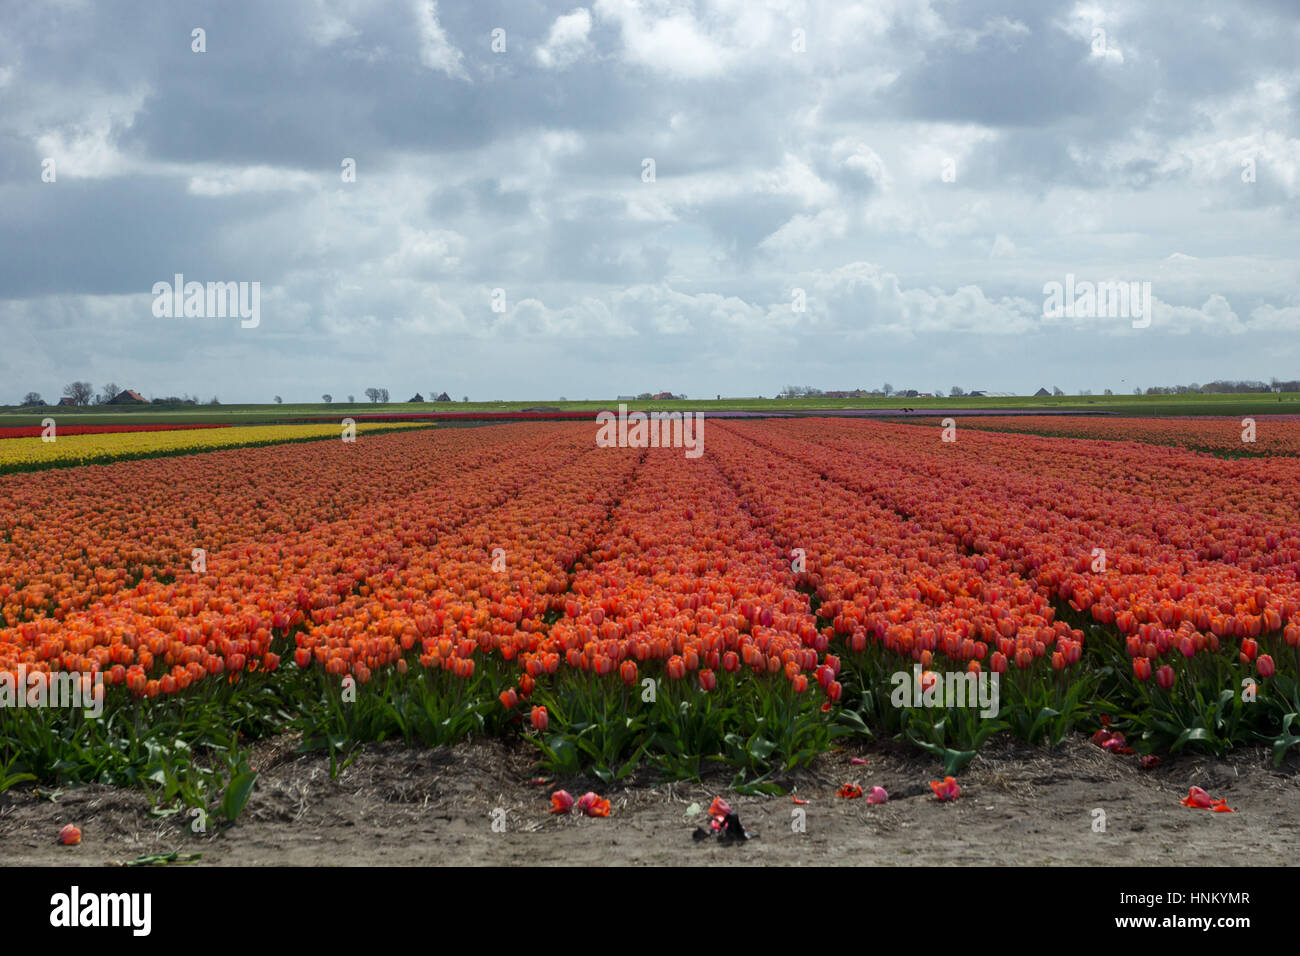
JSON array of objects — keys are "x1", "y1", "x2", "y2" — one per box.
[{"x1": 0, "y1": 422, "x2": 433, "y2": 473}]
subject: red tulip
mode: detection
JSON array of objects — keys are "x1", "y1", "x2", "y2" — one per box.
[
  {"x1": 1180, "y1": 786, "x2": 1232, "y2": 812},
  {"x1": 866, "y1": 786, "x2": 889, "y2": 804},
  {"x1": 837, "y1": 784, "x2": 863, "y2": 799},
  {"x1": 1132, "y1": 657, "x2": 1152, "y2": 682},
  {"x1": 930, "y1": 776, "x2": 960, "y2": 801},
  {"x1": 1257, "y1": 654, "x2": 1275, "y2": 678},
  {"x1": 1155, "y1": 665, "x2": 1175, "y2": 689},
  {"x1": 530, "y1": 705, "x2": 548, "y2": 731},
  {"x1": 577, "y1": 792, "x2": 611, "y2": 817},
  {"x1": 59, "y1": 824, "x2": 81, "y2": 846},
  {"x1": 550, "y1": 790, "x2": 574, "y2": 814}
]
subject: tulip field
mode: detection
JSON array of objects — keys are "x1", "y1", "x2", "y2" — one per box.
[{"x1": 1, "y1": 416, "x2": 1298, "y2": 820}]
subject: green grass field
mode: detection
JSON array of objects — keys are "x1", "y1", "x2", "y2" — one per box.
[{"x1": 2, "y1": 391, "x2": 1298, "y2": 426}]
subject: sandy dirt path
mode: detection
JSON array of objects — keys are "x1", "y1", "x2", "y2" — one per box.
[{"x1": 2, "y1": 735, "x2": 1295, "y2": 866}]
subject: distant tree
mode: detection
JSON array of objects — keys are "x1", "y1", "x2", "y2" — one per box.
[
  {"x1": 380, "y1": 388, "x2": 389, "y2": 403},
  {"x1": 882, "y1": 383, "x2": 894, "y2": 397},
  {"x1": 935, "y1": 388, "x2": 946, "y2": 398},
  {"x1": 1103, "y1": 388, "x2": 1113, "y2": 396},
  {"x1": 347, "y1": 395, "x2": 355, "y2": 403},
  {"x1": 97, "y1": 382, "x2": 121, "y2": 405},
  {"x1": 274, "y1": 395, "x2": 283, "y2": 404},
  {"x1": 462, "y1": 396, "x2": 469, "y2": 403},
  {"x1": 949, "y1": 386, "x2": 965, "y2": 397},
  {"x1": 322, "y1": 394, "x2": 332, "y2": 403},
  {"x1": 365, "y1": 388, "x2": 379, "y2": 403},
  {"x1": 20, "y1": 391, "x2": 43, "y2": 406},
  {"x1": 63, "y1": 381, "x2": 94, "y2": 406},
  {"x1": 1052, "y1": 386, "x2": 1064, "y2": 396},
  {"x1": 208, "y1": 396, "x2": 220, "y2": 405}
]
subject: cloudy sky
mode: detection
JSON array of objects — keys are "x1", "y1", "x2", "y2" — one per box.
[{"x1": 2, "y1": 0, "x2": 1298, "y2": 402}]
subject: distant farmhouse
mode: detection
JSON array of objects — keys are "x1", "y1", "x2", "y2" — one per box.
[
  {"x1": 107, "y1": 389, "x2": 147, "y2": 405},
  {"x1": 408, "y1": 393, "x2": 424, "y2": 402},
  {"x1": 1033, "y1": 387, "x2": 1051, "y2": 397},
  {"x1": 435, "y1": 392, "x2": 451, "y2": 402}
]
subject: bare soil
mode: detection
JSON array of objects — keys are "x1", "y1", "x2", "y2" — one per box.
[{"x1": 3, "y1": 735, "x2": 1296, "y2": 866}]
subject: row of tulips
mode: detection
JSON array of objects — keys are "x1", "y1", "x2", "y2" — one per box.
[
  {"x1": 0, "y1": 424, "x2": 229, "y2": 440},
  {"x1": 0, "y1": 421, "x2": 432, "y2": 475},
  {"x1": 909, "y1": 414, "x2": 1300, "y2": 456}
]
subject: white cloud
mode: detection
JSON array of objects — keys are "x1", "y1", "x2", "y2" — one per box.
[
  {"x1": 1154, "y1": 294, "x2": 1244, "y2": 334},
  {"x1": 187, "y1": 166, "x2": 319, "y2": 196},
  {"x1": 414, "y1": 0, "x2": 468, "y2": 80},
  {"x1": 990, "y1": 234, "x2": 1016, "y2": 259},
  {"x1": 536, "y1": 8, "x2": 594, "y2": 70},
  {"x1": 594, "y1": 0, "x2": 730, "y2": 79}
]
